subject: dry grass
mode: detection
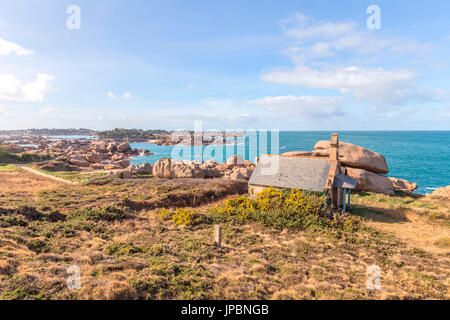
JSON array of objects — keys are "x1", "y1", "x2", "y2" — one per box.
[
  {"x1": 352, "y1": 192, "x2": 450, "y2": 255},
  {"x1": 0, "y1": 169, "x2": 63, "y2": 193},
  {"x1": 0, "y1": 171, "x2": 448, "y2": 300}
]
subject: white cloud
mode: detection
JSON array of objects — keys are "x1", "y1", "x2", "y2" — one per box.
[
  {"x1": 107, "y1": 91, "x2": 117, "y2": 99},
  {"x1": 280, "y1": 12, "x2": 429, "y2": 62},
  {"x1": 260, "y1": 13, "x2": 440, "y2": 107},
  {"x1": 0, "y1": 73, "x2": 54, "y2": 102},
  {"x1": 0, "y1": 38, "x2": 33, "y2": 56},
  {"x1": 262, "y1": 65, "x2": 420, "y2": 106},
  {"x1": 123, "y1": 92, "x2": 132, "y2": 99},
  {"x1": 280, "y1": 13, "x2": 356, "y2": 41},
  {"x1": 108, "y1": 91, "x2": 133, "y2": 99},
  {"x1": 249, "y1": 95, "x2": 344, "y2": 118}
]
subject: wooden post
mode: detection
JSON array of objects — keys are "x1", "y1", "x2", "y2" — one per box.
[
  {"x1": 214, "y1": 224, "x2": 222, "y2": 248},
  {"x1": 343, "y1": 188, "x2": 347, "y2": 213}
]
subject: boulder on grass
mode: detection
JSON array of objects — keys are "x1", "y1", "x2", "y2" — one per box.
[
  {"x1": 388, "y1": 177, "x2": 418, "y2": 193},
  {"x1": 132, "y1": 163, "x2": 153, "y2": 174},
  {"x1": 430, "y1": 186, "x2": 450, "y2": 199},
  {"x1": 69, "y1": 156, "x2": 91, "y2": 168},
  {"x1": 344, "y1": 167, "x2": 394, "y2": 195},
  {"x1": 226, "y1": 167, "x2": 253, "y2": 181},
  {"x1": 153, "y1": 158, "x2": 173, "y2": 178},
  {"x1": 314, "y1": 141, "x2": 389, "y2": 174},
  {"x1": 173, "y1": 164, "x2": 194, "y2": 178},
  {"x1": 201, "y1": 166, "x2": 221, "y2": 178}
]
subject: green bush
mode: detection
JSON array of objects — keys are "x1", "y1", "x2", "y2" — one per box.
[
  {"x1": 0, "y1": 149, "x2": 52, "y2": 164},
  {"x1": 212, "y1": 187, "x2": 360, "y2": 231}
]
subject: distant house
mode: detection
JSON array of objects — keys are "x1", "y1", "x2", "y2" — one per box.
[{"x1": 248, "y1": 133, "x2": 357, "y2": 212}]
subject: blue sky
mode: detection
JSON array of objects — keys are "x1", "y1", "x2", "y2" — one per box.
[{"x1": 0, "y1": 0, "x2": 449, "y2": 130}]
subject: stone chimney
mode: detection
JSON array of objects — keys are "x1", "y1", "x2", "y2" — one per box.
[{"x1": 326, "y1": 133, "x2": 341, "y2": 210}]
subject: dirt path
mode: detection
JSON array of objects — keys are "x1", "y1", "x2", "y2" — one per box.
[{"x1": 17, "y1": 165, "x2": 78, "y2": 185}]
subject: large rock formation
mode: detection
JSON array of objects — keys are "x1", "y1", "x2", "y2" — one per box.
[
  {"x1": 314, "y1": 141, "x2": 389, "y2": 174},
  {"x1": 85, "y1": 153, "x2": 104, "y2": 163},
  {"x1": 131, "y1": 163, "x2": 153, "y2": 174},
  {"x1": 226, "y1": 155, "x2": 244, "y2": 165},
  {"x1": 117, "y1": 159, "x2": 130, "y2": 168},
  {"x1": 152, "y1": 157, "x2": 254, "y2": 180},
  {"x1": 344, "y1": 167, "x2": 394, "y2": 195},
  {"x1": 68, "y1": 156, "x2": 91, "y2": 168},
  {"x1": 225, "y1": 167, "x2": 253, "y2": 181},
  {"x1": 117, "y1": 142, "x2": 130, "y2": 153},
  {"x1": 153, "y1": 158, "x2": 174, "y2": 178},
  {"x1": 430, "y1": 186, "x2": 450, "y2": 198},
  {"x1": 172, "y1": 163, "x2": 194, "y2": 178},
  {"x1": 91, "y1": 140, "x2": 107, "y2": 153},
  {"x1": 388, "y1": 177, "x2": 418, "y2": 193}
]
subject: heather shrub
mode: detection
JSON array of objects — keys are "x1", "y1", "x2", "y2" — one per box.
[
  {"x1": 67, "y1": 206, "x2": 129, "y2": 222},
  {"x1": 212, "y1": 187, "x2": 358, "y2": 231}
]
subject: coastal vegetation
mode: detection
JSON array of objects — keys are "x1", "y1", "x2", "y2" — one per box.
[
  {"x1": 0, "y1": 148, "x2": 52, "y2": 164},
  {"x1": 0, "y1": 128, "x2": 96, "y2": 136},
  {"x1": 97, "y1": 128, "x2": 169, "y2": 141},
  {"x1": 0, "y1": 168, "x2": 448, "y2": 300}
]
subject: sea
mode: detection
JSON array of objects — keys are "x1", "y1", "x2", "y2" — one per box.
[{"x1": 129, "y1": 131, "x2": 450, "y2": 195}]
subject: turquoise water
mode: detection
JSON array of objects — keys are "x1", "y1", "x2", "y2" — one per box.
[{"x1": 130, "y1": 131, "x2": 450, "y2": 195}]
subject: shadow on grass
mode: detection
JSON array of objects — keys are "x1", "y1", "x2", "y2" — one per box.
[{"x1": 351, "y1": 204, "x2": 410, "y2": 223}]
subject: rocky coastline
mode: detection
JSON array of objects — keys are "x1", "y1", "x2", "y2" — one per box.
[{"x1": 1, "y1": 135, "x2": 443, "y2": 197}]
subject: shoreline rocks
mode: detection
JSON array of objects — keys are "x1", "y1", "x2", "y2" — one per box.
[
  {"x1": 388, "y1": 177, "x2": 418, "y2": 193},
  {"x1": 26, "y1": 138, "x2": 151, "y2": 172}
]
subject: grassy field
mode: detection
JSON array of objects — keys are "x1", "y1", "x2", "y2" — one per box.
[
  {"x1": 0, "y1": 169, "x2": 448, "y2": 300},
  {"x1": 0, "y1": 164, "x2": 20, "y2": 171}
]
